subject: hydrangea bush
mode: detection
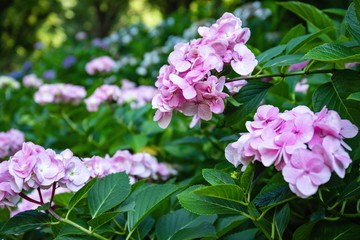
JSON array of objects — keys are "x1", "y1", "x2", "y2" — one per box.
[{"x1": 0, "y1": 1, "x2": 360, "y2": 240}]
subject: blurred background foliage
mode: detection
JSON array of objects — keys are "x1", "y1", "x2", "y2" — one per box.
[{"x1": 0, "y1": 0, "x2": 351, "y2": 72}]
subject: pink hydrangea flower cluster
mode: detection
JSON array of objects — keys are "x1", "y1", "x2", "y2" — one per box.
[
  {"x1": 0, "y1": 129, "x2": 25, "y2": 159},
  {"x1": 84, "y1": 150, "x2": 177, "y2": 184},
  {"x1": 22, "y1": 74, "x2": 43, "y2": 88},
  {"x1": 85, "y1": 56, "x2": 116, "y2": 75},
  {"x1": 152, "y1": 12, "x2": 257, "y2": 128},
  {"x1": 34, "y1": 83, "x2": 86, "y2": 105},
  {"x1": 225, "y1": 105, "x2": 358, "y2": 198},
  {"x1": 0, "y1": 142, "x2": 90, "y2": 207},
  {"x1": 85, "y1": 81, "x2": 156, "y2": 112},
  {"x1": 118, "y1": 79, "x2": 157, "y2": 109}
]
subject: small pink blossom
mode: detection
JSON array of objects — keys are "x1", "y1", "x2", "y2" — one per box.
[
  {"x1": 85, "y1": 56, "x2": 116, "y2": 75},
  {"x1": 34, "y1": 84, "x2": 86, "y2": 105},
  {"x1": 23, "y1": 74, "x2": 43, "y2": 88},
  {"x1": 0, "y1": 129, "x2": 25, "y2": 159}
]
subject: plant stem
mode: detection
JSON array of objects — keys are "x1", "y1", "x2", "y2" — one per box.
[
  {"x1": 48, "y1": 208, "x2": 109, "y2": 240},
  {"x1": 49, "y1": 183, "x2": 56, "y2": 206},
  {"x1": 37, "y1": 188, "x2": 44, "y2": 205},
  {"x1": 18, "y1": 192, "x2": 42, "y2": 205},
  {"x1": 226, "y1": 69, "x2": 336, "y2": 82}
]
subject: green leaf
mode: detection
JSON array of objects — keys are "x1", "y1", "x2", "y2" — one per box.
[
  {"x1": 305, "y1": 43, "x2": 360, "y2": 63},
  {"x1": 240, "y1": 163, "x2": 254, "y2": 192},
  {"x1": 286, "y1": 27, "x2": 336, "y2": 54},
  {"x1": 254, "y1": 184, "x2": 294, "y2": 208},
  {"x1": 53, "y1": 193, "x2": 74, "y2": 208},
  {"x1": 275, "y1": 204, "x2": 290, "y2": 238},
  {"x1": 178, "y1": 185, "x2": 247, "y2": 215},
  {"x1": 36, "y1": 202, "x2": 50, "y2": 211},
  {"x1": 323, "y1": 8, "x2": 347, "y2": 16},
  {"x1": 202, "y1": 169, "x2": 235, "y2": 185},
  {"x1": 88, "y1": 172, "x2": 131, "y2": 218},
  {"x1": 355, "y1": 0, "x2": 360, "y2": 22},
  {"x1": 338, "y1": 178, "x2": 360, "y2": 200},
  {"x1": 279, "y1": 1, "x2": 336, "y2": 39},
  {"x1": 292, "y1": 221, "x2": 318, "y2": 240},
  {"x1": 193, "y1": 184, "x2": 244, "y2": 203},
  {"x1": 156, "y1": 209, "x2": 216, "y2": 240},
  {"x1": 346, "y1": 3, "x2": 360, "y2": 44},
  {"x1": 132, "y1": 216, "x2": 155, "y2": 240},
  {"x1": 223, "y1": 229, "x2": 258, "y2": 240},
  {"x1": 68, "y1": 177, "x2": 97, "y2": 214},
  {"x1": 1, "y1": 210, "x2": 52, "y2": 234},
  {"x1": 116, "y1": 201, "x2": 135, "y2": 212},
  {"x1": 313, "y1": 220, "x2": 360, "y2": 240},
  {"x1": 87, "y1": 211, "x2": 120, "y2": 230},
  {"x1": 262, "y1": 54, "x2": 305, "y2": 69},
  {"x1": 224, "y1": 81, "x2": 272, "y2": 126},
  {"x1": 312, "y1": 70, "x2": 360, "y2": 125},
  {"x1": 256, "y1": 45, "x2": 287, "y2": 64},
  {"x1": 347, "y1": 92, "x2": 360, "y2": 101},
  {"x1": 280, "y1": 24, "x2": 306, "y2": 45},
  {"x1": 127, "y1": 184, "x2": 179, "y2": 231},
  {"x1": 215, "y1": 215, "x2": 248, "y2": 238}
]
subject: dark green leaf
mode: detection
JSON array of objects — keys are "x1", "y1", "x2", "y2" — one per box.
[
  {"x1": 223, "y1": 228, "x2": 258, "y2": 240},
  {"x1": 156, "y1": 209, "x2": 216, "y2": 240},
  {"x1": 313, "y1": 220, "x2": 360, "y2": 240},
  {"x1": 87, "y1": 211, "x2": 120, "y2": 230},
  {"x1": 127, "y1": 184, "x2": 179, "y2": 231},
  {"x1": 88, "y1": 172, "x2": 131, "y2": 218},
  {"x1": 305, "y1": 43, "x2": 360, "y2": 63},
  {"x1": 133, "y1": 216, "x2": 155, "y2": 240},
  {"x1": 225, "y1": 81, "x2": 272, "y2": 126},
  {"x1": 312, "y1": 70, "x2": 360, "y2": 125},
  {"x1": 279, "y1": 1, "x2": 336, "y2": 39},
  {"x1": 347, "y1": 92, "x2": 360, "y2": 101},
  {"x1": 346, "y1": 3, "x2": 360, "y2": 44},
  {"x1": 171, "y1": 222, "x2": 216, "y2": 240},
  {"x1": 293, "y1": 221, "x2": 318, "y2": 240},
  {"x1": 254, "y1": 184, "x2": 294, "y2": 208},
  {"x1": 339, "y1": 178, "x2": 360, "y2": 200},
  {"x1": 215, "y1": 215, "x2": 248, "y2": 238},
  {"x1": 36, "y1": 203, "x2": 50, "y2": 211},
  {"x1": 202, "y1": 169, "x2": 235, "y2": 185},
  {"x1": 1, "y1": 210, "x2": 52, "y2": 234},
  {"x1": 240, "y1": 163, "x2": 254, "y2": 192},
  {"x1": 275, "y1": 204, "x2": 290, "y2": 238}
]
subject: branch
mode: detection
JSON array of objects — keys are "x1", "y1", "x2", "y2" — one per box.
[{"x1": 226, "y1": 69, "x2": 337, "y2": 82}]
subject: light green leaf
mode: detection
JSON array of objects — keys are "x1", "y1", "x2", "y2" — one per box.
[
  {"x1": 68, "y1": 177, "x2": 97, "y2": 214},
  {"x1": 279, "y1": 1, "x2": 336, "y2": 39},
  {"x1": 256, "y1": 45, "x2": 287, "y2": 64},
  {"x1": 240, "y1": 163, "x2": 254, "y2": 192},
  {"x1": 347, "y1": 92, "x2": 360, "y2": 101},
  {"x1": 178, "y1": 185, "x2": 247, "y2": 215},
  {"x1": 127, "y1": 184, "x2": 179, "y2": 231},
  {"x1": 280, "y1": 24, "x2": 306, "y2": 45},
  {"x1": 262, "y1": 54, "x2": 305, "y2": 69},
  {"x1": 312, "y1": 70, "x2": 360, "y2": 125},
  {"x1": 202, "y1": 169, "x2": 235, "y2": 185},
  {"x1": 1, "y1": 210, "x2": 52, "y2": 234},
  {"x1": 193, "y1": 184, "x2": 244, "y2": 203},
  {"x1": 305, "y1": 43, "x2": 360, "y2": 63},
  {"x1": 156, "y1": 209, "x2": 216, "y2": 240},
  {"x1": 88, "y1": 172, "x2": 131, "y2": 218},
  {"x1": 286, "y1": 27, "x2": 336, "y2": 54},
  {"x1": 323, "y1": 8, "x2": 347, "y2": 16},
  {"x1": 87, "y1": 211, "x2": 120, "y2": 230}
]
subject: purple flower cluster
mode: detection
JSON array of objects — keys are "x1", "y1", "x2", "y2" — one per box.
[
  {"x1": 225, "y1": 105, "x2": 358, "y2": 198},
  {"x1": 152, "y1": 13, "x2": 257, "y2": 128},
  {"x1": 85, "y1": 81, "x2": 156, "y2": 112},
  {"x1": 85, "y1": 56, "x2": 115, "y2": 75},
  {"x1": 84, "y1": 150, "x2": 176, "y2": 184},
  {"x1": 0, "y1": 129, "x2": 24, "y2": 159},
  {"x1": 34, "y1": 83, "x2": 86, "y2": 105}
]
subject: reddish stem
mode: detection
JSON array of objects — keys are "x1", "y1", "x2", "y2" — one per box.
[
  {"x1": 18, "y1": 192, "x2": 42, "y2": 205},
  {"x1": 37, "y1": 188, "x2": 44, "y2": 205},
  {"x1": 49, "y1": 182, "x2": 57, "y2": 207}
]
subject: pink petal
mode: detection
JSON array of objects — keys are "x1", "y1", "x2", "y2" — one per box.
[{"x1": 296, "y1": 174, "x2": 318, "y2": 197}]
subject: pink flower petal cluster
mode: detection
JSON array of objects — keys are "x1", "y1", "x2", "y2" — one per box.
[
  {"x1": 0, "y1": 142, "x2": 90, "y2": 207},
  {"x1": 225, "y1": 105, "x2": 358, "y2": 198},
  {"x1": 34, "y1": 83, "x2": 86, "y2": 105},
  {"x1": 0, "y1": 129, "x2": 25, "y2": 159},
  {"x1": 84, "y1": 150, "x2": 177, "y2": 183},
  {"x1": 118, "y1": 79, "x2": 157, "y2": 109},
  {"x1": 153, "y1": 13, "x2": 257, "y2": 128},
  {"x1": 22, "y1": 74, "x2": 43, "y2": 88},
  {"x1": 85, "y1": 56, "x2": 116, "y2": 75},
  {"x1": 84, "y1": 84, "x2": 121, "y2": 111}
]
